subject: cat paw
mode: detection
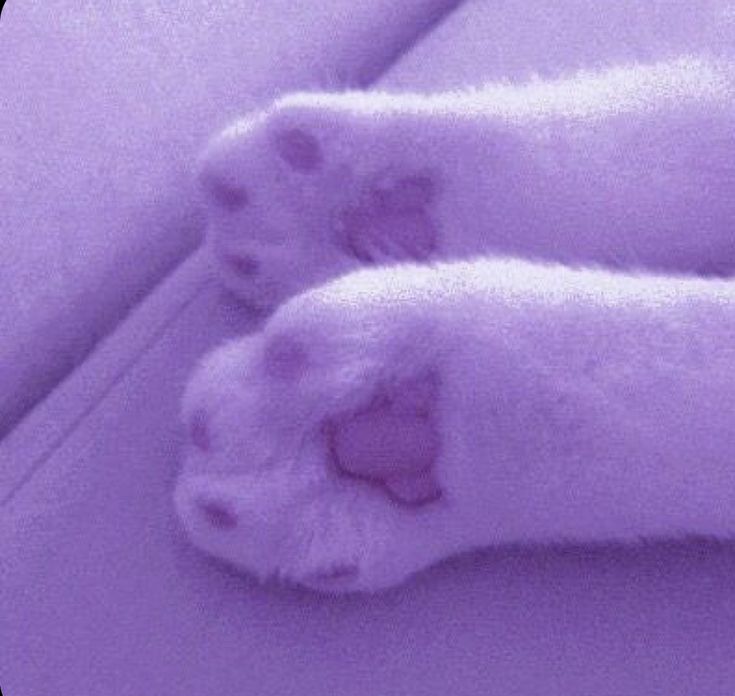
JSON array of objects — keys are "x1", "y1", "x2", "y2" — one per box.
[
  {"x1": 197, "y1": 93, "x2": 444, "y2": 311},
  {"x1": 176, "y1": 270, "x2": 458, "y2": 592}
]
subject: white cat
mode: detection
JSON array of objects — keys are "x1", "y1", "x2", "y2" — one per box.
[{"x1": 176, "y1": 56, "x2": 735, "y2": 593}]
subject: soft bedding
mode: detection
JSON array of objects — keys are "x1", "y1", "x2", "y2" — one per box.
[{"x1": 0, "y1": 0, "x2": 458, "y2": 437}]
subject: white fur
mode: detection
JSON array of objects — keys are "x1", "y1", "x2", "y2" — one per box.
[
  {"x1": 201, "y1": 55, "x2": 735, "y2": 310},
  {"x1": 179, "y1": 53, "x2": 735, "y2": 592},
  {"x1": 177, "y1": 258, "x2": 735, "y2": 592}
]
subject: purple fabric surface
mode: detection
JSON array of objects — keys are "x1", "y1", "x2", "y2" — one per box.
[
  {"x1": 387, "y1": 0, "x2": 735, "y2": 90},
  {"x1": 0, "y1": 0, "x2": 462, "y2": 437}
]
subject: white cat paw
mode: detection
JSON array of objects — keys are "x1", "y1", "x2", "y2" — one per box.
[
  {"x1": 176, "y1": 273, "x2": 459, "y2": 592},
  {"x1": 197, "y1": 93, "x2": 444, "y2": 311}
]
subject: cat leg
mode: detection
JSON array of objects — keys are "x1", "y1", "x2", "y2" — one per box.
[
  {"x1": 177, "y1": 256, "x2": 735, "y2": 592},
  {"x1": 198, "y1": 57, "x2": 735, "y2": 311}
]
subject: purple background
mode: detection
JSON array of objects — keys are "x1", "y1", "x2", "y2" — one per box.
[
  {"x1": 3, "y1": 1, "x2": 735, "y2": 694},
  {"x1": 0, "y1": 0, "x2": 459, "y2": 437}
]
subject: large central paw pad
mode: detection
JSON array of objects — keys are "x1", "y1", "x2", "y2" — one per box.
[
  {"x1": 333, "y1": 170, "x2": 439, "y2": 264},
  {"x1": 325, "y1": 372, "x2": 443, "y2": 505}
]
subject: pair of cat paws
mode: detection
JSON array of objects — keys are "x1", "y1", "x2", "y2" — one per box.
[{"x1": 176, "y1": 95, "x2": 464, "y2": 593}]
